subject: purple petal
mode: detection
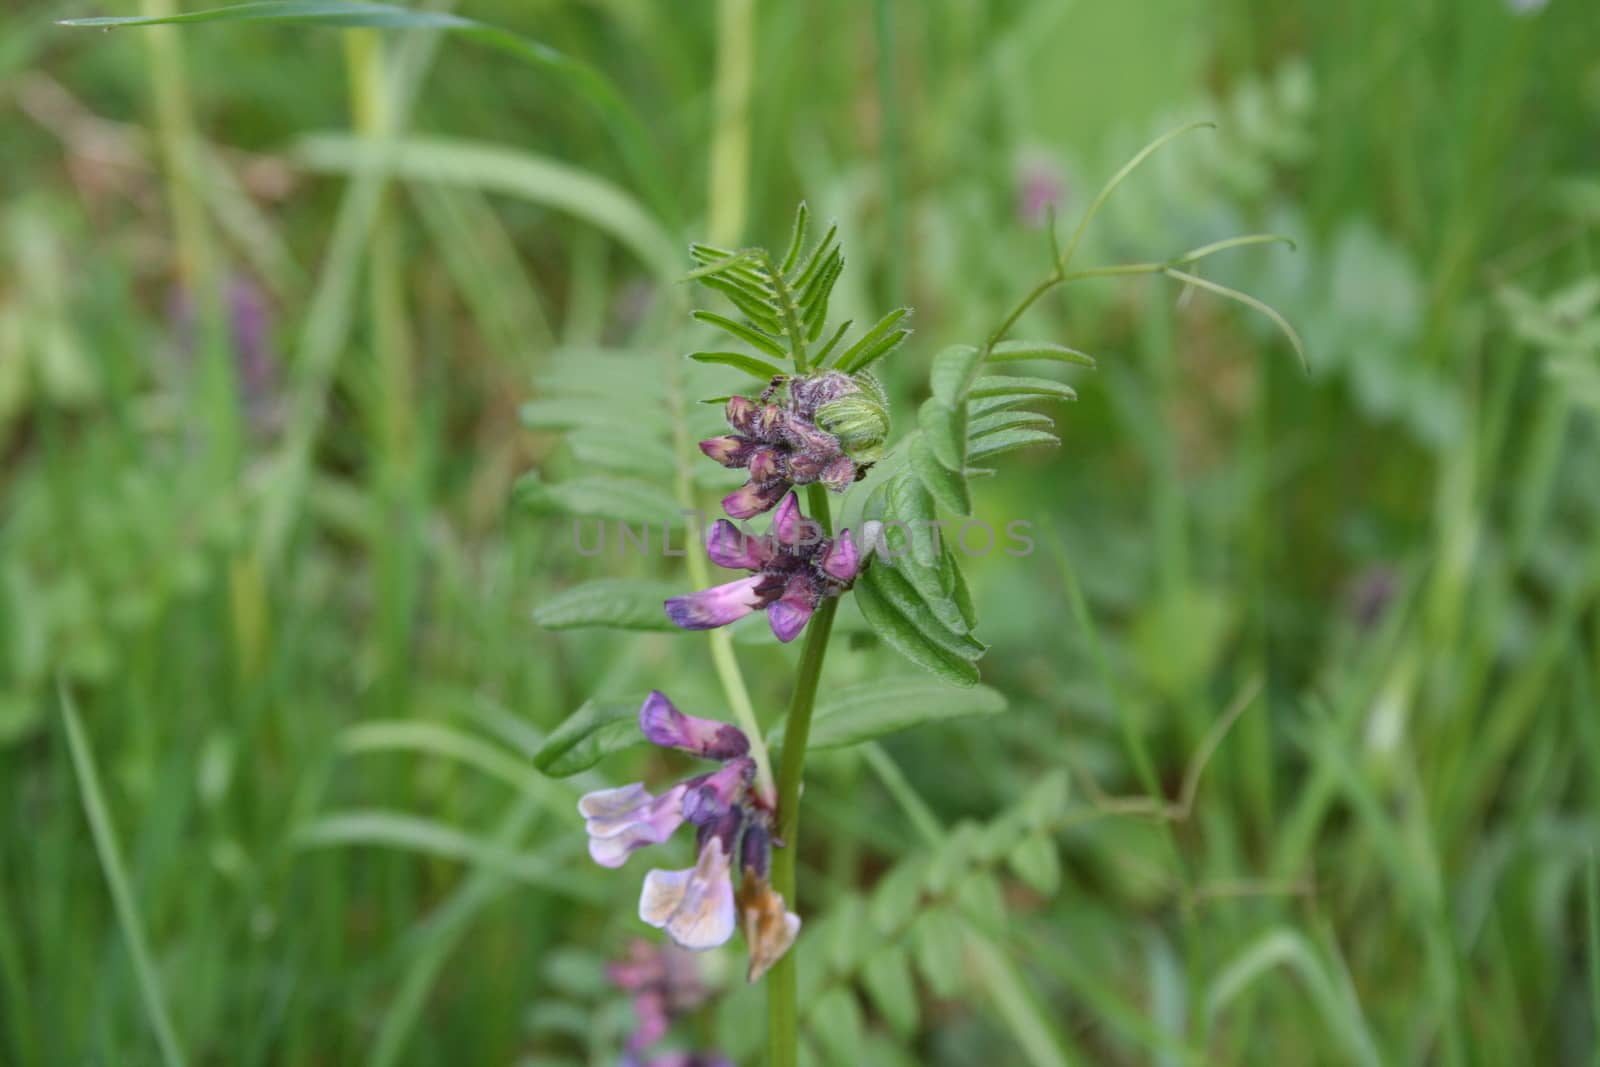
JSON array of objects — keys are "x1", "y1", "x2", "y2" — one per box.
[
  {"x1": 820, "y1": 529, "x2": 860, "y2": 581},
  {"x1": 725, "y1": 395, "x2": 758, "y2": 434},
  {"x1": 766, "y1": 598, "x2": 813, "y2": 643},
  {"x1": 753, "y1": 404, "x2": 785, "y2": 438},
  {"x1": 699, "y1": 434, "x2": 752, "y2": 468},
  {"x1": 581, "y1": 781, "x2": 689, "y2": 868},
  {"x1": 784, "y1": 448, "x2": 827, "y2": 481},
  {"x1": 771, "y1": 492, "x2": 803, "y2": 546},
  {"x1": 781, "y1": 414, "x2": 839, "y2": 456},
  {"x1": 705, "y1": 519, "x2": 768, "y2": 571},
  {"x1": 767, "y1": 574, "x2": 818, "y2": 643},
  {"x1": 819, "y1": 455, "x2": 856, "y2": 492},
  {"x1": 627, "y1": 991, "x2": 670, "y2": 1052},
  {"x1": 721, "y1": 480, "x2": 788, "y2": 519},
  {"x1": 747, "y1": 445, "x2": 782, "y2": 483},
  {"x1": 665, "y1": 575, "x2": 765, "y2": 630},
  {"x1": 638, "y1": 691, "x2": 750, "y2": 760},
  {"x1": 694, "y1": 804, "x2": 745, "y2": 859},
  {"x1": 740, "y1": 820, "x2": 772, "y2": 879},
  {"x1": 682, "y1": 758, "x2": 755, "y2": 825},
  {"x1": 578, "y1": 782, "x2": 652, "y2": 821}
]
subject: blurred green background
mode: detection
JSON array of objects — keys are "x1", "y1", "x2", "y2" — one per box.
[{"x1": 4, "y1": 0, "x2": 1600, "y2": 1064}]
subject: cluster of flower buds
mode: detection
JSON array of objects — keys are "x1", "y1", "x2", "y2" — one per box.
[
  {"x1": 579, "y1": 694, "x2": 800, "y2": 981},
  {"x1": 608, "y1": 939, "x2": 732, "y2": 1067},
  {"x1": 665, "y1": 492, "x2": 859, "y2": 643},
  {"x1": 700, "y1": 371, "x2": 888, "y2": 519}
]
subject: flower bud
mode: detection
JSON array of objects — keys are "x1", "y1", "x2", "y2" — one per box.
[
  {"x1": 814, "y1": 374, "x2": 890, "y2": 464},
  {"x1": 725, "y1": 395, "x2": 759, "y2": 435},
  {"x1": 747, "y1": 445, "x2": 782, "y2": 483},
  {"x1": 699, "y1": 435, "x2": 752, "y2": 468}
]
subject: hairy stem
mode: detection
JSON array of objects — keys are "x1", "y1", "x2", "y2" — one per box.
[{"x1": 767, "y1": 482, "x2": 838, "y2": 1067}]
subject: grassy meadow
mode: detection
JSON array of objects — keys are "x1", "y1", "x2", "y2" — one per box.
[{"x1": 3, "y1": 0, "x2": 1600, "y2": 1064}]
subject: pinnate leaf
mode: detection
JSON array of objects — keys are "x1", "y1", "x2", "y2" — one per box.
[
  {"x1": 855, "y1": 566, "x2": 980, "y2": 687},
  {"x1": 908, "y1": 434, "x2": 972, "y2": 515},
  {"x1": 987, "y1": 339, "x2": 1097, "y2": 367},
  {"x1": 969, "y1": 375, "x2": 1079, "y2": 402},
  {"x1": 689, "y1": 350, "x2": 787, "y2": 380}
]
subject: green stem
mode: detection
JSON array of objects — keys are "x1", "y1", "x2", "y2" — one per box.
[
  {"x1": 707, "y1": 0, "x2": 754, "y2": 248},
  {"x1": 766, "y1": 483, "x2": 839, "y2": 1067},
  {"x1": 346, "y1": 29, "x2": 420, "y2": 716}
]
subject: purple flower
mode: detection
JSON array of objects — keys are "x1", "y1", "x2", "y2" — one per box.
[
  {"x1": 639, "y1": 838, "x2": 738, "y2": 950},
  {"x1": 578, "y1": 695, "x2": 756, "y2": 869},
  {"x1": 579, "y1": 782, "x2": 691, "y2": 868},
  {"x1": 639, "y1": 691, "x2": 750, "y2": 760},
  {"x1": 699, "y1": 375, "x2": 864, "y2": 519},
  {"x1": 608, "y1": 938, "x2": 710, "y2": 1010},
  {"x1": 624, "y1": 1054, "x2": 736, "y2": 1067},
  {"x1": 168, "y1": 274, "x2": 282, "y2": 428},
  {"x1": 664, "y1": 493, "x2": 860, "y2": 643},
  {"x1": 1016, "y1": 155, "x2": 1067, "y2": 229},
  {"x1": 608, "y1": 939, "x2": 729, "y2": 1064},
  {"x1": 681, "y1": 759, "x2": 756, "y2": 827},
  {"x1": 581, "y1": 694, "x2": 799, "y2": 978}
]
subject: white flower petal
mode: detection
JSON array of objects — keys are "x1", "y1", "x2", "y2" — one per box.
[
  {"x1": 666, "y1": 838, "x2": 736, "y2": 950},
  {"x1": 637, "y1": 839, "x2": 737, "y2": 951},
  {"x1": 578, "y1": 783, "x2": 650, "y2": 819},
  {"x1": 638, "y1": 866, "x2": 693, "y2": 928}
]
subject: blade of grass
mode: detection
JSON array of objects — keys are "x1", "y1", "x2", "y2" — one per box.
[
  {"x1": 1587, "y1": 853, "x2": 1600, "y2": 1067},
  {"x1": 293, "y1": 810, "x2": 607, "y2": 900},
  {"x1": 295, "y1": 132, "x2": 679, "y2": 280},
  {"x1": 256, "y1": 7, "x2": 447, "y2": 567},
  {"x1": 411, "y1": 184, "x2": 555, "y2": 365},
  {"x1": 58, "y1": 1, "x2": 677, "y2": 227},
  {"x1": 369, "y1": 795, "x2": 543, "y2": 1067},
  {"x1": 1204, "y1": 928, "x2": 1381, "y2": 1067},
  {"x1": 59, "y1": 685, "x2": 188, "y2": 1067},
  {"x1": 966, "y1": 929, "x2": 1080, "y2": 1067}
]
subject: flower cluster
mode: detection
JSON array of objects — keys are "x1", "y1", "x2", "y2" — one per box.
[
  {"x1": 665, "y1": 491, "x2": 859, "y2": 643},
  {"x1": 608, "y1": 939, "x2": 732, "y2": 1067},
  {"x1": 699, "y1": 371, "x2": 875, "y2": 518},
  {"x1": 579, "y1": 693, "x2": 800, "y2": 980}
]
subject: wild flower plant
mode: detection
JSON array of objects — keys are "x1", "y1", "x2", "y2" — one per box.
[{"x1": 545, "y1": 152, "x2": 1302, "y2": 1065}]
